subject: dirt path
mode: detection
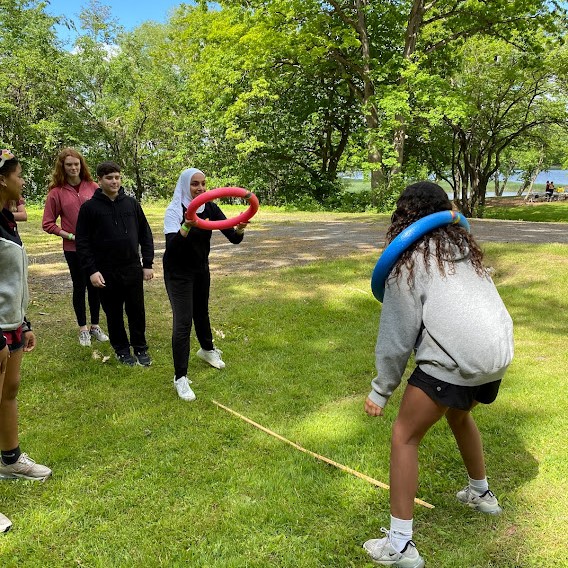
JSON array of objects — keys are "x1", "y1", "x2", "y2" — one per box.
[
  {"x1": 202, "y1": 218, "x2": 568, "y2": 273},
  {"x1": 27, "y1": 218, "x2": 568, "y2": 286}
]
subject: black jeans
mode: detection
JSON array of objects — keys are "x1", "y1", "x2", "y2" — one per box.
[
  {"x1": 64, "y1": 251, "x2": 101, "y2": 327},
  {"x1": 98, "y1": 265, "x2": 147, "y2": 355},
  {"x1": 164, "y1": 270, "x2": 214, "y2": 379}
]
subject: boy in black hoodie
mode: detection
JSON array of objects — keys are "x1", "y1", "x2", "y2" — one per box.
[{"x1": 76, "y1": 162, "x2": 154, "y2": 366}]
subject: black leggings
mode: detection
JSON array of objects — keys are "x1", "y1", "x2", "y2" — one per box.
[
  {"x1": 64, "y1": 250, "x2": 100, "y2": 327},
  {"x1": 164, "y1": 271, "x2": 214, "y2": 379}
]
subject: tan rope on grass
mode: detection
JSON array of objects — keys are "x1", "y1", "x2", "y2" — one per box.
[{"x1": 212, "y1": 399, "x2": 434, "y2": 509}]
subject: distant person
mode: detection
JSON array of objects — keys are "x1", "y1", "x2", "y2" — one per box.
[
  {"x1": 362, "y1": 182, "x2": 513, "y2": 567},
  {"x1": 76, "y1": 161, "x2": 154, "y2": 366},
  {"x1": 163, "y1": 168, "x2": 248, "y2": 401},
  {"x1": 546, "y1": 181, "x2": 554, "y2": 200},
  {"x1": 42, "y1": 148, "x2": 108, "y2": 347},
  {"x1": 1, "y1": 150, "x2": 52, "y2": 533}
]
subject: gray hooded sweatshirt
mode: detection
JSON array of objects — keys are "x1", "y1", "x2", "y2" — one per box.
[{"x1": 368, "y1": 244, "x2": 514, "y2": 409}]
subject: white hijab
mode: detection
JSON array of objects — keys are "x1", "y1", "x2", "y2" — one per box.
[{"x1": 163, "y1": 168, "x2": 205, "y2": 234}]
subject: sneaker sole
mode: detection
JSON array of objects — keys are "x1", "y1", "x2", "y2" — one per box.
[
  {"x1": 368, "y1": 556, "x2": 425, "y2": 568},
  {"x1": 458, "y1": 498, "x2": 502, "y2": 515},
  {"x1": 197, "y1": 357, "x2": 225, "y2": 369},
  {"x1": 0, "y1": 472, "x2": 51, "y2": 481}
]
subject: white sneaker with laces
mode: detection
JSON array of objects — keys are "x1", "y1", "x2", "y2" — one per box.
[
  {"x1": 196, "y1": 347, "x2": 225, "y2": 369},
  {"x1": 90, "y1": 326, "x2": 109, "y2": 342},
  {"x1": 0, "y1": 453, "x2": 52, "y2": 481},
  {"x1": 174, "y1": 376, "x2": 196, "y2": 401},
  {"x1": 456, "y1": 487, "x2": 502, "y2": 514},
  {"x1": 363, "y1": 528, "x2": 425, "y2": 568},
  {"x1": 0, "y1": 512, "x2": 12, "y2": 533},
  {"x1": 79, "y1": 330, "x2": 91, "y2": 347}
]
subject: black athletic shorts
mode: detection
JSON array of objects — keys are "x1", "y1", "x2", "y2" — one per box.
[{"x1": 408, "y1": 366, "x2": 501, "y2": 411}]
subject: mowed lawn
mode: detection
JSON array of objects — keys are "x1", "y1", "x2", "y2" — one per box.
[{"x1": 0, "y1": 205, "x2": 566, "y2": 567}]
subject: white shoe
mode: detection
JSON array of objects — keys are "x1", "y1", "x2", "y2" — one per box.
[
  {"x1": 456, "y1": 487, "x2": 502, "y2": 514},
  {"x1": 0, "y1": 512, "x2": 12, "y2": 533},
  {"x1": 79, "y1": 330, "x2": 91, "y2": 347},
  {"x1": 174, "y1": 376, "x2": 196, "y2": 401},
  {"x1": 90, "y1": 326, "x2": 109, "y2": 342},
  {"x1": 363, "y1": 528, "x2": 425, "y2": 567},
  {"x1": 196, "y1": 348, "x2": 225, "y2": 369},
  {"x1": 0, "y1": 453, "x2": 52, "y2": 481}
]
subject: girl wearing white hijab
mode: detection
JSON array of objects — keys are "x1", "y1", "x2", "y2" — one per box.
[{"x1": 163, "y1": 168, "x2": 248, "y2": 401}]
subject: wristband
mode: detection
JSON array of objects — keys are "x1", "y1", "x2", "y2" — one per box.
[
  {"x1": 67, "y1": 233, "x2": 74, "y2": 240},
  {"x1": 181, "y1": 223, "x2": 191, "y2": 232}
]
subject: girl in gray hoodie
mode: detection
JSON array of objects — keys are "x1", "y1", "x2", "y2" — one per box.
[{"x1": 362, "y1": 182, "x2": 513, "y2": 568}]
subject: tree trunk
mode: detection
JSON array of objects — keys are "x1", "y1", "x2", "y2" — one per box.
[{"x1": 392, "y1": 0, "x2": 426, "y2": 174}]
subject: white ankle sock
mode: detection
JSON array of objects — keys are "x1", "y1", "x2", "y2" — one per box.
[
  {"x1": 469, "y1": 476, "x2": 489, "y2": 495},
  {"x1": 389, "y1": 515, "x2": 413, "y2": 553}
]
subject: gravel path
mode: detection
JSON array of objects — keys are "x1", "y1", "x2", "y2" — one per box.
[
  {"x1": 27, "y1": 218, "x2": 568, "y2": 291},
  {"x1": 201, "y1": 218, "x2": 568, "y2": 273}
]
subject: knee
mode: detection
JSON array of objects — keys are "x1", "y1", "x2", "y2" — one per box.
[
  {"x1": 1, "y1": 378, "x2": 20, "y2": 401},
  {"x1": 391, "y1": 418, "x2": 421, "y2": 447},
  {"x1": 446, "y1": 409, "x2": 470, "y2": 430}
]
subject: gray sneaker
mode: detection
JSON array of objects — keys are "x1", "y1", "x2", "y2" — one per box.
[
  {"x1": 363, "y1": 529, "x2": 425, "y2": 568},
  {"x1": 79, "y1": 330, "x2": 91, "y2": 347},
  {"x1": 0, "y1": 512, "x2": 12, "y2": 533},
  {"x1": 0, "y1": 453, "x2": 52, "y2": 481},
  {"x1": 90, "y1": 326, "x2": 109, "y2": 342},
  {"x1": 456, "y1": 487, "x2": 502, "y2": 514},
  {"x1": 196, "y1": 347, "x2": 225, "y2": 369}
]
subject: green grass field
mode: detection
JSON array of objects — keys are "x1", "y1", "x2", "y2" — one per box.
[{"x1": 0, "y1": 205, "x2": 566, "y2": 566}]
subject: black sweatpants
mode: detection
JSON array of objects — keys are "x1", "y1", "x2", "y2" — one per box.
[
  {"x1": 164, "y1": 270, "x2": 214, "y2": 379},
  {"x1": 64, "y1": 250, "x2": 101, "y2": 327},
  {"x1": 98, "y1": 265, "x2": 147, "y2": 355}
]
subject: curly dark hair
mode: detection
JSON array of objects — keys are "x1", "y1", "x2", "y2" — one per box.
[{"x1": 386, "y1": 181, "x2": 485, "y2": 288}]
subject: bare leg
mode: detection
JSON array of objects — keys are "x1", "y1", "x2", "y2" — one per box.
[
  {"x1": 0, "y1": 349, "x2": 22, "y2": 451},
  {"x1": 390, "y1": 385, "x2": 448, "y2": 519},
  {"x1": 445, "y1": 404, "x2": 486, "y2": 480}
]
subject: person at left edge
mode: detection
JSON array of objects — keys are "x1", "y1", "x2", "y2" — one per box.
[
  {"x1": 0, "y1": 150, "x2": 52, "y2": 529},
  {"x1": 75, "y1": 161, "x2": 154, "y2": 367}
]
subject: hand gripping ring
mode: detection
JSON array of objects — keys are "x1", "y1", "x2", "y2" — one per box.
[
  {"x1": 186, "y1": 187, "x2": 259, "y2": 231},
  {"x1": 371, "y1": 210, "x2": 470, "y2": 302}
]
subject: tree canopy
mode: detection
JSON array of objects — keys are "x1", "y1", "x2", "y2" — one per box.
[{"x1": 1, "y1": 0, "x2": 567, "y2": 214}]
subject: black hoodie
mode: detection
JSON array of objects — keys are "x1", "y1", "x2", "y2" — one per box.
[{"x1": 76, "y1": 187, "x2": 154, "y2": 276}]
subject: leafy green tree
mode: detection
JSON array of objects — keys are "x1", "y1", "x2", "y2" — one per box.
[
  {"x1": 0, "y1": 0, "x2": 71, "y2": 197},
  {"x1": 167, "y1": 3, "x2": 364, "y2": 204},
  {"x1": 418, "y1": 37, "x2": 567, "y2": 216}
]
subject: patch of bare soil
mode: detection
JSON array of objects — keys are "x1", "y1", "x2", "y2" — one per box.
[{"x1": 26, "y1": 217, "x2": 568, "y2": 300}]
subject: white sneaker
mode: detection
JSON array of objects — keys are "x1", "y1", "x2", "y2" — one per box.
[
  {"x1": 0, "y1": 512, "x2": 12, "y2": 533},
  {"x1": 196, "y1": 348, "x2": 225, "y2": 369},
  {"x1": 0, "y1": 453, "x2": 52, "y2": 481},
  {"x1": 363, "y1": 528, "x2": 425, "y2": 568},
  {"x1": 457, "y1": 487, "x2": 502, "y2": 514},
  {"x1": 90, "y1": 326, "x2": 109, "y2": 342},
  {"x1": 174, "y1": 376, "x2": 196, "y2": 401},
  {"x1": 79, "y1": 330, "x2": 91, "y2": 347}
]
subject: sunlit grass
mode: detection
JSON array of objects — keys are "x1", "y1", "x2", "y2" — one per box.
[{"x1": 0, "y1": 210, "x2": 566, "y2": 566}]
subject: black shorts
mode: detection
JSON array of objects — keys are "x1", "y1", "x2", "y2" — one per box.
[{"x1": 408, "y1": 367, "x2": 501, "y2": 411}]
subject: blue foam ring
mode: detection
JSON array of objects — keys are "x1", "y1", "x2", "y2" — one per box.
[{"x1": 371, "y1": 210, "x2": 470, "y2": 302}]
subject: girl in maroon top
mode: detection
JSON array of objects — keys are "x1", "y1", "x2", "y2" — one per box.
[{"x1": 42, "y1": 148, "x2": 108, "y2": 347}]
